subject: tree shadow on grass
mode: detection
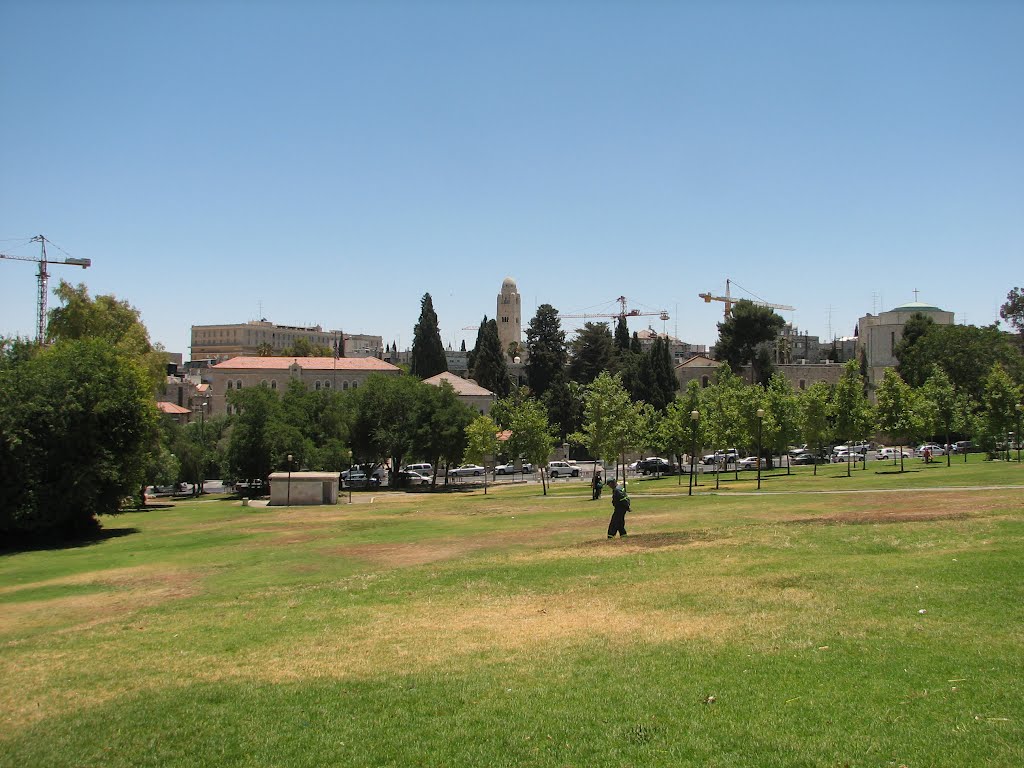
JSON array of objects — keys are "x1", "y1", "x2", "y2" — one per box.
[{"x1": 0, "y1": 526, "x2": 139, "y2": 556}]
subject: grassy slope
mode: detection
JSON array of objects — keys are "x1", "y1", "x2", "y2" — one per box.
[{"x1": 1, "y1": 457, "x2": 1023, "y2": 767}]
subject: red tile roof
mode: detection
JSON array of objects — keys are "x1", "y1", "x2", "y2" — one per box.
[
  {"x1": 156, "y1": 401, "x2": 191, "y2": 414},
  {"x1": 211, "y1": 356, "x2": 400, "y2": 372},
  {"x1": 423, "y1": 371, "x2": 495, "y2": 397}
]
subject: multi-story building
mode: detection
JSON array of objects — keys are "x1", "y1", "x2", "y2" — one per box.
[
  {"x1": 633, "y1": 327, "x2": 708, "y2": 365},
  {"x1": 190, "y1": 321, "x2": 341, "y2": 363},
  {"x1": 207, "y1": 356, "x2": 400, "y2": 416}
]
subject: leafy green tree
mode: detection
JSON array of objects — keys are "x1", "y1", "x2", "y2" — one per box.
[
  {"x1": 349, "y1": 373, "x2": 427, "y2": 485},
  {"x1": 761, "y1": 374, "x2": 800, "y2": 473},
  {"x1": 463, "y1": 414, "x2": 500, "y2": 494},
  {"x1": 980, "y1": 363, "x2": 1022, "y2": 460},
  {"x1": 568, "y1": 322, "x2": 616, "y2": 386},
  {"x1": 470, "y1": 319, "x2": 510, "y2": 397},
  {"x1": 410, "y1": 293, "x2": 448, "y2": 379},
  {"x1": 798, "y1": 381, "x2": 832, "y2": 476},
  {"x1": 225, "y1": 385, "x2": 283, "y2": 486},
  {"x1": 875, "y1": 369, "x2": 924, "y2": 472},
  {"x1": 1000, "y1": 286, "x2": 1024, "y2": 339},
  {"x1": 654, "y1": 381, "x2": 704, "y2": 485},
  {"x1": 0, "y1": 338, "x2": 157, "y2": 539},
  {"x1": 896, "y1": 323, "x2": 1023, "y2": 399},
  {"x1": 525, "y1": 304, "x2": 567, "y2": 399},
  {"x1": 504, "y1": 398, "x2": 557, "y2": 495},
  {"x1": 700, "y1": 365, "x2": 748, "y2": 486},
  {"x1": 893, "y1": 312, "x2": 936, "y2": 371},
  {"x1": 831, "y1": 360, "x2": 874, "y2": 476},
  {"x1": 714, "y1": 300, "x2": 785, "y2": 384},
  {"x1": 921, "y1": 368, "x2": 957, "y2": 467},
  {"x1": 572, "y1": 372, "x2": 648, "y2": 482},
  {"x1": 413, "y1": 382, "x2": 475, "y2": 485},
  {"x1": 46, "y1": 280, "x2": 166, "y2": 390}
]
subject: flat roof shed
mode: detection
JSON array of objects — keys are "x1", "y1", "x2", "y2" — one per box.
[{"x1": 267, "y1": 471, "x2": 339, "y2": 506}]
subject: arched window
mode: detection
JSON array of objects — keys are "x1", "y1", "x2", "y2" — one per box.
[
  {"x1": 235, "y1": 380, "x2": 243, "y2": 389},
  {"x1": 324, "y1": 380, "x2": 332, "y2": 390},
  {"x1": 351, "y1": 381, "x2": 358, "y2": 389},
  {"x1": 342, "y1": 381, "x2": 349, "y2": 391},
  {"x1": 260, "y1": 379, "x2": 268, "y2": 388},
  {"x1": 701, "y1": 376, "x2": 710, "y2": 388},
  {"x1": 227, "y1": 381, "x2": 233, "y2": 390},
  {"x1": 799, "y1": 379, "x2": 806, "y2": 390},
  {"x1": 270, "y1": 380, "x2": 277, "y2": 390},
  {"x1": 315, "y1": 381, "x2": 322, "y2": 391}
]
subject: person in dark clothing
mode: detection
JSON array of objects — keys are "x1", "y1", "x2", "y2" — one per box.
[
  {"x1": 592, "y1": 471, "x2": 603, "y2": 500},
  {"x1": 606, "y1": 479, "x2": 629, "y2": 538}
]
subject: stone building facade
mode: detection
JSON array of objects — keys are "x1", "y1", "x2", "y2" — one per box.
[
  {"x1": 191, "y1": 321, "x2": 342, "y2": 363},
  {"x1": 856, "y1": 300, "x2": 954, "y2": 390},
  {"x1": 675, "y1": 355, "x2": 845, "y2": 391},
  {"x1": 207, "y1": 356, "x2": 400, "y2": 416},
  {"x1": 423, "y1": 371, "x2": 496, "y2": 415}
]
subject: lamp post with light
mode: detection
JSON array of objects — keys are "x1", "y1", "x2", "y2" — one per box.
[
  {"x1": 756, "y1": 408, "x2": 765, "y2": 490},
  {"x1": 1016, "y1": 403, "x2": 1022, "y2": 463},
  {"x1": 286, "y1": 453, "x2": 293, "y2": 507},
  {"x1": 689, "y1": 410, "x2": 699, "y2": 496}
]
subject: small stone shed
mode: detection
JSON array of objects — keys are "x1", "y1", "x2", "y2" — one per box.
[{"x1": 267, "y1": 471, "x2": 339, "y2": 506}]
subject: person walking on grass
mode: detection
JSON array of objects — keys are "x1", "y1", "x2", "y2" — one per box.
[
  {"x1": 592, "y1": 470, "x2": 603, "y2": 500},
  {"x1": 606, "y1": 478, "x2": 629, "y2": 538}
]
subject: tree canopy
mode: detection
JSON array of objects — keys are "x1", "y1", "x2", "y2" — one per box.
[
  {"x1": 525, "y1": 304, "x2": 567, "y2": 398},
  {"x1": 714, "y1": 301, "x2": 785, "y2": 384}
]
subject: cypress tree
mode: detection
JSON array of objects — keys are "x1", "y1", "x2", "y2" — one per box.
[
  {"x1": 471, "y1": 319, "x2": 510, "y2": 397},
  {"x1": 411, "y1": 293, "x2": 448, "y2": 379}
]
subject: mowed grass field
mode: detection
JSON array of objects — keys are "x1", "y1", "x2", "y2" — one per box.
[{"x1": 2, "y1": 457, "x2": 1023, "y2": 767}]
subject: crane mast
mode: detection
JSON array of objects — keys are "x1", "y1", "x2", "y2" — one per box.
[{"x1": 0, "y1": 235, "x2": 91, "y2": 342}]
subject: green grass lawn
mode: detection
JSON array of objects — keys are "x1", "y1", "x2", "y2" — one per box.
[{"x1": 2, "y1": 457, "x2": 1023, "y2": 767}]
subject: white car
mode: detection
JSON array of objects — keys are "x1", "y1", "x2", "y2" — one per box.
[
  {"x1": 547, "y1": 461, "x2": 580, "y2": 478},
  {"x1": 737, "y1": 456, "x2": 762, "y2": 471},
  {"x1": 831, "y1": 452, "x2": 864, "y2": 463},
  {"x1": 448, "y1": 464, "x2": 485, "y2": 477},
  {"x1": 878, "y1": 447, "x2": 911, "y2": 460},
  {"x1": 918, "y1": 444, "x2": 945, "y2": 456},
  {"x1": 495, "y1": 462, "x2": 533, "y2": 475}
]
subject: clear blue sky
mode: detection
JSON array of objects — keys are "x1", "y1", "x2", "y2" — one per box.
[{"x1": 2, "y1": 0, "x2": 1021, "y2": 356}]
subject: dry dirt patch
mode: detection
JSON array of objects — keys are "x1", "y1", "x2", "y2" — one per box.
[
  {"x1": 0, "y1": 566, "x2": 202, "y2": 637},
  {"x1": 783, "y1": 491, "x2": 1012, "y2": 526}
]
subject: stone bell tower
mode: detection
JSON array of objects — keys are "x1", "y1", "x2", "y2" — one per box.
[{"x1": 496, "y1": 276, "x2": 521, "y2": 356}]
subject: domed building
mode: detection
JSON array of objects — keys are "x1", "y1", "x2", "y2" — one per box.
[{"x1": 857, "y1": 298, "x2": 954, "y2": 391}]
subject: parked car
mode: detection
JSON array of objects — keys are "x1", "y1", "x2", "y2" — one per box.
[
  {"x1": 878, "y1": 447, "x2": 911, "y2": 460},
  {"x1": 791, "y1": 452, "x2": 826, "y2": 465},
  {"x1": 952, "y1": 441, "x2": 972, "y2": 453},
  {"x1": 788, "y1": 444, "x2": 808, "y2": 457},
  {"x1": 341, "y1": 468, "x2": 381, "y2": 486},
  {"x1": 397, "y1": 470, "x2": 431, "y2": 487},
  {"x1": 547, "y1": 461, "x2": 580, "y2": 478},
  {"x1": 831, "y1": 452, "x2": 864, "y2": 464},
  {"x1": 701, "y1": 449, "x2": 739, "y2": 466},
  {"x1": 737, "y1": 456, "x2": 762, "y2": 471},
  {"x1": 917, "y1": 443, "x2": 945, "y2": 456},
  {"x1": 449, "y1": 464, "x2": 485, "y2": 477},
  {"x1": 638, "y1": 457, "x2": 677, "y2": 475},
  {"x1": 402, "y1": 463, "x2": 433, "y2": 476},
  {"x1": 494, "y1": 461, "x2": 533, "y2": 475}
]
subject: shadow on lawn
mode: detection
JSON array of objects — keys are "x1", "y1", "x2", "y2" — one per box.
[{"x1": 1, "y1": 525, "x2": 140, "y2": 556}]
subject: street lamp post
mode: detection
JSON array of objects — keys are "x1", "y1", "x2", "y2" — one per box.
[
  {"x1": 689, "y1": 410, "x2": 699, "y2": 497},
  {"x1": 756, "y1": 408, "x2": 765, "y2": 490},
  {"x1": 286, "y1": 453, "x2": 293, "y2": 507},
  {"x1": 1016, "y1": 404, "x2": 1022, "y2": 463}
]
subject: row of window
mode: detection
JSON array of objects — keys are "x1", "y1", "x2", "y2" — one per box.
[{"x1": 223, "y1": 379, "x2": 360, "y2": 392}]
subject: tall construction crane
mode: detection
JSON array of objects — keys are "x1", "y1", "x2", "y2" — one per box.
[
  {"x1": 0, "y1": 235, "x2": 91, "y2": 342},
  {"x1": 559, "y1": 296, "x2": 670, "y2": 323},
  {"x1": 698, "y1": 279, "x2": 793, "y2": 321}
]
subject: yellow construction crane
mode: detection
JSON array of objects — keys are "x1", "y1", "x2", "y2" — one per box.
[
  {"x1": 699, "y1": 279, "x2": 793, "y2": 320},
  {"x1": 0, "y1": 235, "x2": 91, "y2": 342}
]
